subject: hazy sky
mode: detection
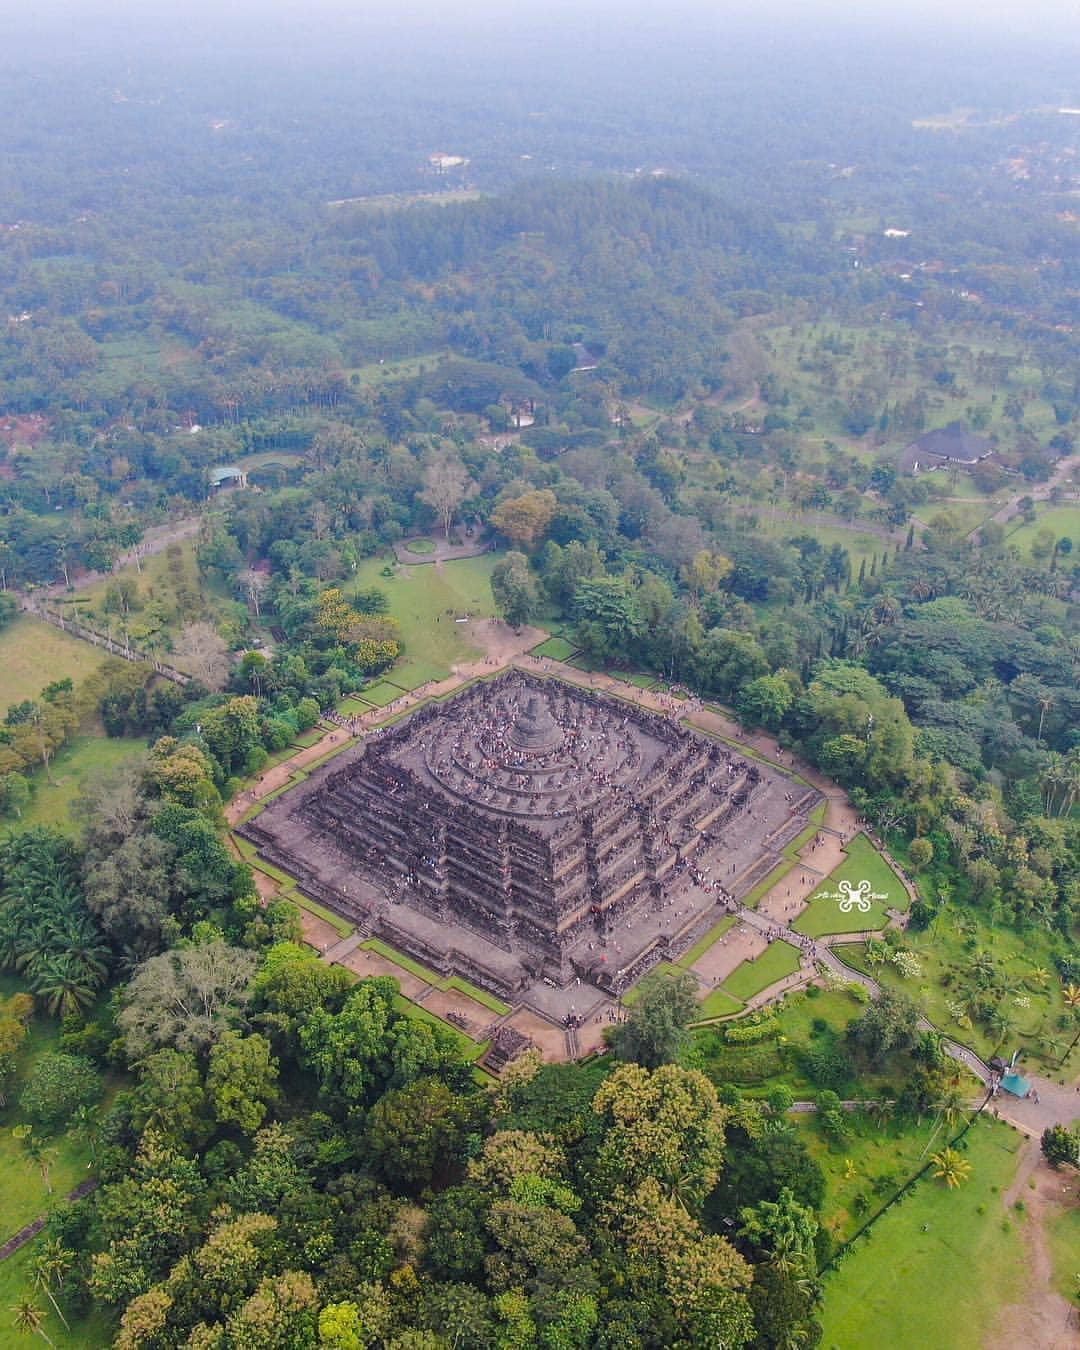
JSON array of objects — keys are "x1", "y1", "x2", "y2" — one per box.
[{"x1": 5, "y1": 0, "x2": 1079, "y2": 42}]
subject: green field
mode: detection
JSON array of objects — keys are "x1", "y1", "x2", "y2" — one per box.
[
  {"x1": 16, "y1": 736, "x2": 147, "y2": 833},
  {"x1": 1005, "y1": 504, "x2": 1080, "y2": 557},
  {"x1": 722, "y1": 939, "x2": 801, "y2": 1000},
  {"x1": 793, "y1": 834, "x2": 907, "y2": 937},
  {"x1": 819, "y1": 1117, "x2": 1026, "y2": 1350},
  {"x1": 1046, "y1": 1197, "x2": 1080, "y2": 1302},
  {"x1": 530, "y1": 636, "x2": 579, "y2": 661},
  {"x1": 0, "y1": 617, "x2": 109, "y2": 710},
  {"x1": 0, "y1": 1243, "x2": 113, "y2": 1348},
  {"x1": 355, "y1": 680, "x2": 406, "y2": 707},
  {"x1": 697, "y1": 987, "x2": 745, "y2": 1019},
  {"x1": 347, "y1": 552, "x2": 501, "y2": 688}
]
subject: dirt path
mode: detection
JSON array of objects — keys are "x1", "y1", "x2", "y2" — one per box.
[
  {"x1": 24, "y1": 514, "x2": 202, "y2": 603},
  {"x1": 989, "y1": 1137, "x2": 1078, "y2": 1349}
]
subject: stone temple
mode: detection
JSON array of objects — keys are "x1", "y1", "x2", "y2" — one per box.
[{"x1": 242, "y1": 673, "x2": 821, "y2": 1006}]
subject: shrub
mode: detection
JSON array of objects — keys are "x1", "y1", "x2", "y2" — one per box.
[{"x1": 20, "y1": 1052, "x2": 103, "y2": 1129}]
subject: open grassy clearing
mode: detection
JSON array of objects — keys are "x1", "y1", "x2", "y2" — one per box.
[
  {"x1": 15, "y1": 735, "x2": 147, "y2": 834},
  {"x1": 793, "y1": 834, "x2": 908, "y2": 938},
  {"x1": 0, "y1": 617, "x2": 109, "y2": 710},
  {"x1": 818, "y1": 1117, "x2": 1026, "y2": 1350},
  {"x1": 697, "y1": 987, "x2": 745, "y2": 1019},
  {"x1": 1005, "y1": 503, "x2": 1080, "y2": 555},
  {"x1": 838, "y1": 914, "x2": 1070, "y2": 1067},
  {"x1": 721, "y1": 939, "x2": 801, "y2": 1000},
  {"x1": 346, "y1": 552, "x2": 500, "y2": 688}
]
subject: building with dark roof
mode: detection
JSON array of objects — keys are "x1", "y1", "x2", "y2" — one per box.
[{"x1": 899, "y1": 421, "x2": 994, "y2": 475}]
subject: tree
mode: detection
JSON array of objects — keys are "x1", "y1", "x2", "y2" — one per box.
[
  {"x1": 207, "y1": 1032, "x2": 280, "y2": 1134},
  {"x1": 908, "y1": 837, "x2": 934, "y2": 870},
  {"x1": 419, "y1": 459, "x2": 476, "y2": 539},
  {"x1": 848, "y1": 988, "x2": 920, "y2": 1066},
  {"x1": 173, "y1": 621, "x2": 230, "y2": 691},
  {"x1": 19, "y1": 1053, "x2": 103, "y2": 1130},
  {"x1": 490, "y1": 551, "x2": 543, "y2": 628},
  {"x1": 736, "y1": 673, "x2": 795, "y2": 731},
  {"x1": 365, "y1": 1076, "x2": 474, "y2": 1192},
  {"x1": 737, "y1": 1187, "x2": 819, "y2": 1277},
  {"x1": 931, "y1": 1146, "x2": 972, "y2": 1189},
  {"x1": 118, "y1": 942, "x2": 259, "y2": 1057},
  {"x1": 10, "y1": 1297, "x2": 53, "y2": 1347},
  {"x1": 592, "y1": 1063, "x2": 726, "y2": 1212},
  {"x1": 609, "y1": 969, "x2": 699, "y2": 1068},
  {"x1": 1041, "y1": 1124, "x2": 1080, "y2": 1170},
  {"x1": 490, "y1": 489, "x2": 557, "y2": 551}
]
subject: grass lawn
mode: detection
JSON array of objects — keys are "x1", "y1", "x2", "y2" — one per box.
[
  {"x1": 354, "y1": 681, "x2": 406, "y2": 708},
  {"x1": 401, "y1": 537, "x2": 437, "y2": 555},
  {"x1": 793, "y1": 834, "x2": 907, "y2": 938},
  {"x1": 722, "y1": 940, "x2": 801, "y2": 1000},
  {"x1": 818, "y1": 1117, "x2": 1026, "y2": 1350},
  {"x1": 530, "y1": 636, "x2": 578, "y2": 661},
  {"x1": 691, "y1": 987, "x2": 891, "y2": 1097},
  {"x1": 54, "y1": 537, "x2": 212, "y2": 667},
  {"x1": 0, "y1": 617, "x2": 109, "y2": 710},
  {"x1": 1005, "y1": 503, "x2": 1080, "y2": 557},
  {"x1": 16, "y1": 736, "x2": 147, "y2": 834},
  {"x1": 347, "y1": 552, "x2": 500, "y2": 687},
  {"x1": 1046, "y1": 1196, "x2": 1080, "y2": 1302},
  {"x1": 0, "y1": 1243, "x2": 114, "y2": 1348},
  {"x1": 0, "y1": 976, "x2": 104, "y2": 1243},
  {"x1": 697, "y1": 987, "x2": 744, "y2": 1019}
]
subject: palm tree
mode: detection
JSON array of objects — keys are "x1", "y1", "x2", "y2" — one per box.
[
  {"x1": 31, "y1": 1244, "x2": 71, "y2": 1333},
  {"x1": 1028, "y1": 966, "x2": 1050, "y2": 989},
  {"x1": 1062, "y1": 983, "x2": 1080, "y2": 1012},
  {"x1": 29, "y1": 954, "x2": 101, "y2": 1018},
  {"x1": 14, "y1": 1128, "x2": 58, "y2": 1196},
  {"x1": 931, "y1": 1147, "x2": 972, "y2": 1189},
  {"x1": 10, "y1": 1297, "x2": 53, "y2": 1346},
  {"x1": 869, "y1": 1098, "x2": 895, "y2": 1133}
]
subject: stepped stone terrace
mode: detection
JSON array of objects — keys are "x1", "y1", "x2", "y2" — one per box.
[{"x1": 241, "y1": 673, "x2": 821, "y2": 1014}]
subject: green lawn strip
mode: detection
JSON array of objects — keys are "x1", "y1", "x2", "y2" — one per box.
[
  {"x1": 742, "y1": 858, "x2": 796, "y2": 909},
  {"x1": 439, "y1": 976, "x2": 510, "y2": 1015},
  {"x1": 696, "y1": 988, "x2": 745, "y2": 1020},
  {"x1": 361, "y1": 938, "x2": 437, "y2": 985},
  {"x1": 722, "y1": 940, "x2": 802, "y2": 1001},
  {"x1": 1045, "y1": 1199, "x2": 1080, "y2": 1300},
  {"x1": 292, "y1": 725, "x2": 328, "y2": 748},
  {"x1": 677, "y1": 915, "x2": 738, "y2": 968},
  {"x1": 818, "y1": 1117, "x2": 1026, "y2": 1350},
  {"x1": 530, "y1": 636, "x2": 578, "y2": 661},
  {"x1": 339, "y1": 696, "x2": 375, "y2": 715},
  {"x1": 390, "y1": 994, "x2": 489, "y2": 1061},
  {"x1": 792, "y1": 834, "x2": 907, "y2": 938},
  {"x1": 237, "y1": 853, "x2": 354, "y2": 938},
  {"x1": 356, "y1": 681, "x2": 406, "y2": 707},
  {"x1": 15, "y1": 735, "x2": 147, "y2": 834}
]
